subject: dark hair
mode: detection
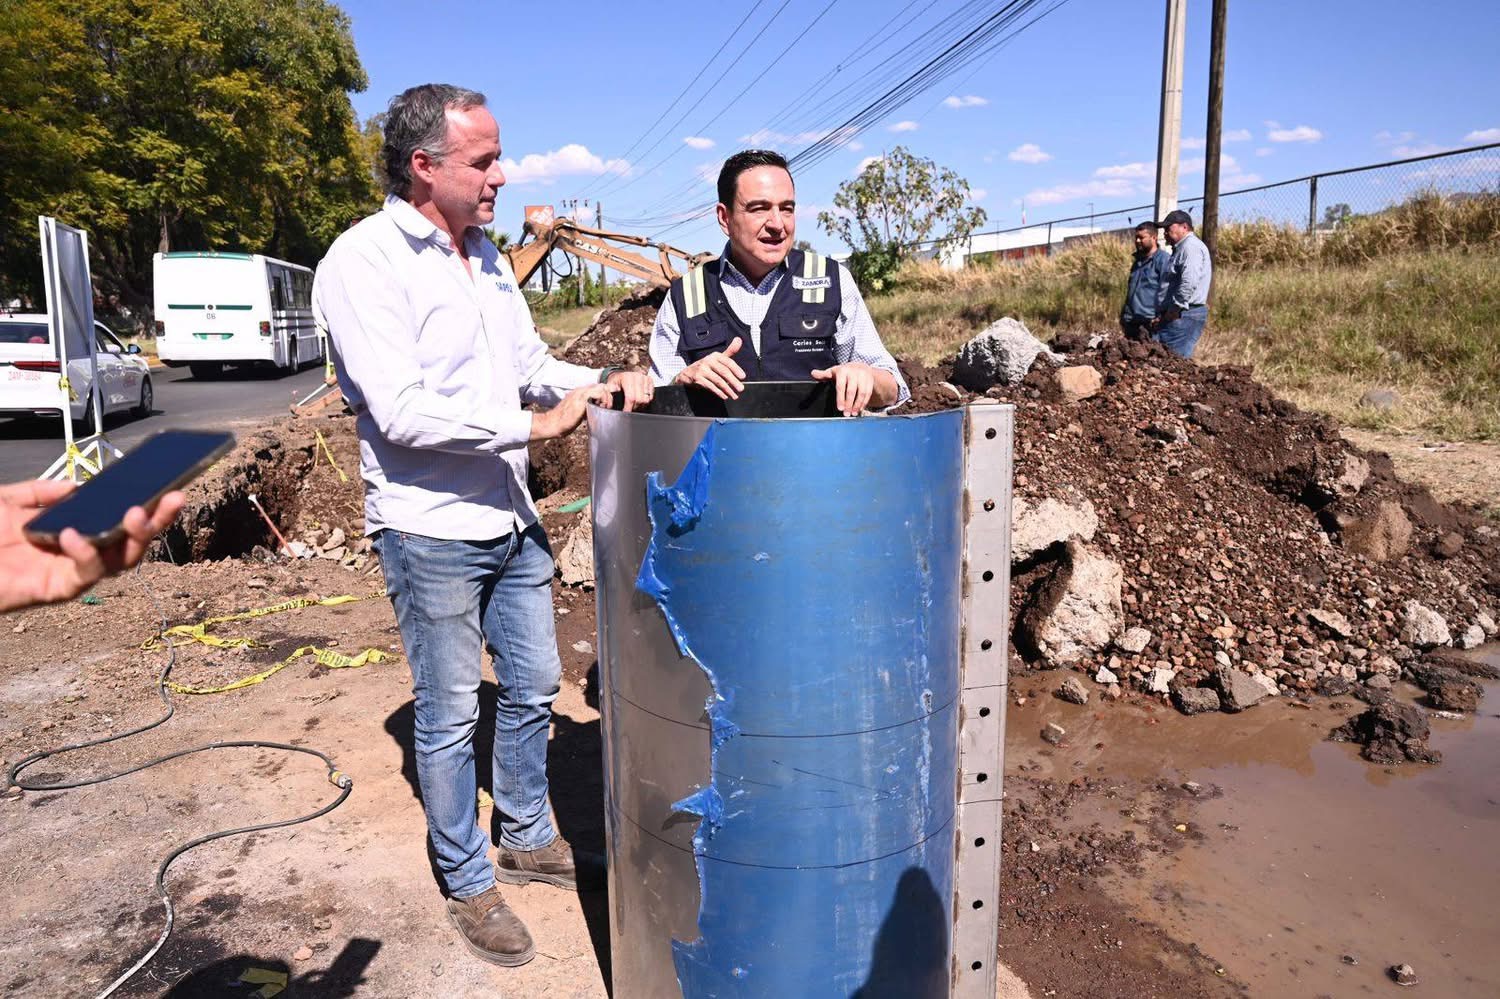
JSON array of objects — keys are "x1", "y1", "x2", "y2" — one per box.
[
  {"x1": 1134, "y1": 221, "x2": 1157, "y2": 233},
  {"x1": 381, "y1": 84, "x2": 488, "y2": 198},
  {"x1": 717, "y1": 149, "x2": 793, "y2": 209}
]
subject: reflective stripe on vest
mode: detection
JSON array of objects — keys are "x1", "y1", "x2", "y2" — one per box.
[
  {"x1": 801, "y1": 251, "x2": 828, "y2": 305},
  {"x1": 684, "y1": 265, "x2": 709, "y2": 319}
]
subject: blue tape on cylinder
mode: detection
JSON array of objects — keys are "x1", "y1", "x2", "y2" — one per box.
[{"x1": 630, "y1": 413, "x2": 964, "y2": 997}]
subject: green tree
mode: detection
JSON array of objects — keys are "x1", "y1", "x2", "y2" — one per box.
[
  {"x1": 1323, "y1": 202, "x2": 1353, "y2": 228},
  {"x1": 817, "y1": 146, "x2": 986, "y2": 291},
  {"x1": 0, "y1": 0, "x2": 379, "y2": 312}
]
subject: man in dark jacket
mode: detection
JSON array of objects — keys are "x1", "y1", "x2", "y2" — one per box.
[{"x1": 1120, "y1": 221, "x2": 1171, "y2": 340}]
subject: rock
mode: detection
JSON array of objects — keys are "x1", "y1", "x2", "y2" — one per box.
[
  {"x1": 1307, "y1": 607, "x2": 1353, "y2": 639},
  {"x1": 1477, "y1": 611, "x2": 1498, "y2": 637},
  {"x1": 1215, "y1": 668, "x2": 1269, "y2": 712},
  {"x1": 293, "y1": 945, "x2": 314, "y2": 962},
  {"x1": 1359, "y1": 388, "x2": 1399, "y2": 411},
  {"x1": 1095, "y1": 665, "x2": 1119, "y2": 685},
  {"x1": 1389, "y1": 963, "x2": 1419, "y2": 987},
  {"x1": 1054, "y1": 365, "x2": 1103, "y2": 402},
  {"x1": 571, "y1": 640, "x2": 594, "y2": 655},
  {"x1": 1173, "y1": 686, "x2": 1221, "y2": 715},
  {"x1": 556, "y1": 513, "x2": 595, "y2": 588},
  {"x1": 318, "y1": 545, "x2": 347, "y2": 561},
  {"x1": 1143, "y1": 419, "x2": 1188, "y2": 445},
  {"x1": 1401, "y1": 600, "x2": 1450, "y2": 648},
  {"x1": 1366, "y1": 673, "x2": 1393, "y2": 691},
  {"x1": 1456, "y1": 624, "x2": 1485, "y2": 650},
  {"x1": 1041, "y1": 722, "x2": 1066, "y2": 745},
  {"x1": 1018, "y1": 541, "x2": 1123, "y2": 665},
  {"x1": 1250, "y1": 672, "x2": 1280, "y2": 698},
  {"x1": 1056, "y1": 676, "x2": 1089, "y2": 705},
  {"x1": 323, "y1": 527, "x2": 346, "y2": 551},
  {"x1": 952, "y1": 317, "x2": 1061, "y2": 390},
  {"x1": 1406, "y1": 662, "x2": 1484, "y2": 712},
  {"x1": 1339, "y1": 501, "x2": 1412, "y2": 562},
  {"x1": 247, "y1": 578, "x2": 268, "y2": 589},
  {"x1": 1330, "y1": 701, "x2": 1441, "y2": 765},
  {"x1": 1011, "y1": 496, "x2": 1099, "y2": 562},
  {"x1": 286, "y1": 540, "x2": 313, "y2": 559},
  {"x1": 1433, "y1": 531, "x2": 1464, "y2": 559},
  {"x1": 1333, "y1": 454, "x2": 1369, "y2": 497},
  {"x1": 1115, "y1": 627, "x2": 1152, "y2": 654},
  {"x1": 1147, "y1": 667, "x2": 1176, "y2": 694}
]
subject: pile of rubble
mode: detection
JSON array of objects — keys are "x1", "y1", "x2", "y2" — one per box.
[{"x1": 528, "y1": 301, "x2": 1498, "y2": 740}]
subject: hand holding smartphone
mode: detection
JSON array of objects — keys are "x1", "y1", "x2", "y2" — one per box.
[{"x1": 1, "y1": 430, "x2": 233, "y2": 613}]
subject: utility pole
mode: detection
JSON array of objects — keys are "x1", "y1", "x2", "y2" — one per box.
[
  {"x1": 597, "y1": 201, "x2": 607, "y2": 306},
  {"x1": 1154, "y1": 0, "x2": 1187, "y2": 227},
  {"x1": 1201, "y1": 0, "x2": 1228, "y2": 260}
]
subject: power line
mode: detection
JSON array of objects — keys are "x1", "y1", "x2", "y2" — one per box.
[{"x1": 571, "y1": 0, "x2": 769, "y2": 199}]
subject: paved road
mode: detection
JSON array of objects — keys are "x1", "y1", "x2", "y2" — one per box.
[{"x1": 0, "y1": 364, "x2": 330, "y2": 481}]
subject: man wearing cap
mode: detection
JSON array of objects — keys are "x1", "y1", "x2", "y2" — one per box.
[
  {"x1": 1120, "y1": 221, "x2": 1172, "y2": 340},
  {"x1": 1150, "y1": 209, "x2": 1213, "y2": 357},
  {"x1": 648, "y1": 149, "x2": 909, "y2": 416}
]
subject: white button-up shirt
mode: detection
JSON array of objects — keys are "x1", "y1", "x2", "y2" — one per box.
[{"x1": 315, "y1": 195, "x2": 601, "y2": 540}]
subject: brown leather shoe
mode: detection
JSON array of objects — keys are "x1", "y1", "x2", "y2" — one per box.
[
  {"x1": 445, "y1": 886, "x2": 535, "y2": 967},
  {"x1": 497, "y1": 836, "x2": 606, "y2": 891}
]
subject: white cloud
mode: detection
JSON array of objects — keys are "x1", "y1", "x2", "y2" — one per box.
[
  {"x1": 1225, "y1": 128, "x2": 1252, "y2": 143},
  {"x1": 501, "y1": 144, "x2": 629, "y2": 185},
  {"x1": 1375, "y1": 130, "x2": 1416, "y2": 144},
  {"x1": 888, "y1": 120, "x2": 920, "y2": 133},
  {"x1": 1393, "y1": 142, "x2": 1450, "y2": 157},
  {"x1": 1008, "y1": 142, "x2": 1052, "y2": 164},
  {"x1": 1181, "y1": 136, "x2": 1205, "y2": 150},
  {"x1": 1266, "y1": 122, "x2": 1322, "y2": 143},
  {"x1": 1024, "y1": 177, "x2": 1140, "y2": 207},
  {"x1": 682, "y1": 136, "x2": 715, "y2": 150},
  {"x1": 1222, "y1": 172, "x2": 1264, "y2": 191},
  {"x1": 1094, "y1": 161, "x2": 1152, "y2": 179},
  {"x1": 1463, "y1": 128, "x2": 1500, "y2": 143},
  {"x1": 1180, "y1": 153, "x2": 1240, "y2": 175},
  {"x1": 943, "y1": 95, "x2": 989, "y2": 109},
  {"x1": 1255, "y1": 147, "x2": 1273, "y2": 157},
  {"x1": 847, "y1": 140, "x2": 864, "y2": 152},
  {"x1": 969, "y1": 187, "x2": 988, "y2": 202}
]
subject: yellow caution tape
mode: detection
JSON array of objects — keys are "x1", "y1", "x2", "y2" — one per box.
[
  {"x1": 142, "y1": 591, "x2": 392, "y2": 695},
  {"x1": 314, "y1": 429, "x2": 348, "y2": 483},
  {"x1": 59, "y1": 375, "x2": 78, "y2": 402},
  {"x1": 165, "y1": 644, "x2": 389, "y2": 695}
]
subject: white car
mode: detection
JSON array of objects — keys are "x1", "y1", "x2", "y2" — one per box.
[{"x1": 0, "y1": 313, "x2": 153, "y2": 425}]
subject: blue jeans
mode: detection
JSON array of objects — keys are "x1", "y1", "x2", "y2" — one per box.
[
  {"x1": 375, "y1": 523, "x2": 563, "y2": 899},
  {"x1": 1154, "y1": 306, "x2": 1208, "y2": 357}
]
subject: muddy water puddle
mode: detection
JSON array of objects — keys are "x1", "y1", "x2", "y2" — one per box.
[{"x1": 1008, "y1": 648, "x2": 1500, "y2": 997}]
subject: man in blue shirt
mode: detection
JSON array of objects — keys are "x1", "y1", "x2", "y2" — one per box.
[
  {"x1": 1150, "y1": 209, "x2": 1213, "y2": 357},
  {"x1": 1120, "y1": 221, "x2": 1172, "y2": 340}
]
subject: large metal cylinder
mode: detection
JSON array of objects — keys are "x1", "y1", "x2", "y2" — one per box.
[{"x1": 588, "y1": 385, "x2": 1007, "y2": 998}]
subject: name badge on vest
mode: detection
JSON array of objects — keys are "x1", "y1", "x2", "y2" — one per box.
[{"x1": 792, "y1": 275, "x2": 832, "y2": 291}]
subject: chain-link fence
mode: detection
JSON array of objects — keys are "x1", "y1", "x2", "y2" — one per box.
[{"x1": 927, "y1": 142, "x2": 1500, "y2": 263}]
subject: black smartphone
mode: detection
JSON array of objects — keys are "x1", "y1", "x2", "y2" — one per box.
[{"x1": 24, "y1": 430, "x2": 235, "y2": 546}]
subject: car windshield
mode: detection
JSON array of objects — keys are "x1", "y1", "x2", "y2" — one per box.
[{"x1": 0, "y1": 321, "x2": 50, "y2": 345}]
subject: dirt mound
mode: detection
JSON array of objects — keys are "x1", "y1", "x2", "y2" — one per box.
[{"x1": 900, "y1": 335, "x2": 1498, "y2": 699}]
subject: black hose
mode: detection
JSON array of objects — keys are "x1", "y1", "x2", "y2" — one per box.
[{"x1": 4, "y1": 564, "x2": 355, "y2": 998}]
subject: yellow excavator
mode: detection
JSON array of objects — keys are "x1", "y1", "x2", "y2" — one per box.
[
  {"x1": 503, "y1": 215, "x2": 711, "y2": 290},
  {"x1": 292, "y1": 218, "x2": 709, "y2": 415}
]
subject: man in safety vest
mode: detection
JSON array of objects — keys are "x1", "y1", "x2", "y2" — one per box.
[{"x1": 648, "y1": 149, "x2": 908, "y2": 416}]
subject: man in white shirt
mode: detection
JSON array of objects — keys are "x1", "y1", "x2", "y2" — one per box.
[{"x1": 315, "y1": 83, "x2": 652, "y2": 969}]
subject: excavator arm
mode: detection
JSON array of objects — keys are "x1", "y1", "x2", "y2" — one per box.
[{"x1": 503, "y1": 218, "x2": 712, "y2": 289}]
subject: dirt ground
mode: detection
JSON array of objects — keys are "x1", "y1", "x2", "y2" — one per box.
[
  {"x1": 1, "y1": 554, "x2": 1246, "y2": 998},
  {"x1": 1341, "y1": 429, "x2": 1500, "y2": 518}
]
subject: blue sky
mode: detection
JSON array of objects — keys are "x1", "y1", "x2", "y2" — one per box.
[{"x1": 340, "y1": 0, "x2": 1500, "y2": 253}]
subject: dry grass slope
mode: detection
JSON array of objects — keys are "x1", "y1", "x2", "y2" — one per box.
[{"x1": 871, "y1": 192, "x2": 1500, "y2": 440}]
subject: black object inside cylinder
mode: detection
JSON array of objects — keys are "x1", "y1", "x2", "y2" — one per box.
[{"x1": 607, "y1": 380, "x2": 840, "y2": 419}]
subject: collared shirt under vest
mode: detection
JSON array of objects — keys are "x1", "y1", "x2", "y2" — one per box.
[{"x1": 667, "y1": 247, "x2": 843, "y2": 380}]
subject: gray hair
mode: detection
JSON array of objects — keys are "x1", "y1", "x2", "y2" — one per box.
[{"x1": 381, "y1": 84, "x2": 488, "y2": 197}]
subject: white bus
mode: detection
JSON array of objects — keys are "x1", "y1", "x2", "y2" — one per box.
[{"x1": 153, "y1": 251, "x2": 324, "y2": 379}]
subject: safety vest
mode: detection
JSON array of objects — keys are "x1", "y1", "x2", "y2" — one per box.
[{"x1": 668, "y1": 249, "x2": 841, "y2": 380}]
